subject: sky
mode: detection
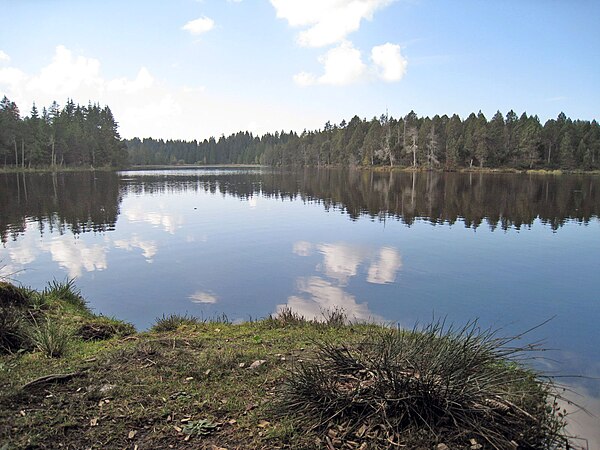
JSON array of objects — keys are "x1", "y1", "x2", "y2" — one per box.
[{"x1": 0, "y1": 0, "x2": 598, "y2": 141}]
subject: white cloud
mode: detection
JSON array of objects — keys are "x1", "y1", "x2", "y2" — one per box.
[
  {"x1": 271, "y1": 0, "x2": 392, "y2": 48},
  {"x1": 28, "y1": 45, "x2": 103, "y2": 97},
  {"x1": 295, "y1": 41, "x2": 366, "y2": 86},
  {"x1": 182, "y1": 16, "x2": 215, "y2": 35},
  {"x1": 367, "y1": 246, "x2": 402, "y2": 284},
  {"x1": 189, "y1": 290, "x2": 218, "y2": 304},
  {"x1": 0, "y1": 45, "x2": 321, "y2": 140},
  {"x1": 371, "y1": 43, "x2": 407, "y2": 81},
  {"x1": 296, "y1": 41, "x2": 408, "y2": 87},
  {"x1": 0, "y1": 50, "x2": 9, "y2": 63},
  {"x1": 0, "y1": 67, "x2": 27, "y2": 91},
  {"x1": 107, "y1": 67, "x2": 154, "y2": 93}
]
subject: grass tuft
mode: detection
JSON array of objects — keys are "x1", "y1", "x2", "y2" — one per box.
[
  {"x1": 44, "y1": 278, "x2": 87, "y2": 310},
  {"x1": 279, "y1": 320, "x2": 572, "y2": 449},
  {"x1": 320, "y1": 307, "x2": 347, "y2": 328},
  {"x1": 265, "y1": 306, "x2": 307, "y2": 328},
  {"x1": 151, "y1": 314, "x2": 201, "y2": 332},
  {"x1": 28, "y1": 319, "x2": 72, "y2": 358}
]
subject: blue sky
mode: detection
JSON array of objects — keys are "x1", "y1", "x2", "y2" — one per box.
[{"x1": 0, "y1": 0, "x2": 598, "y2": 140}]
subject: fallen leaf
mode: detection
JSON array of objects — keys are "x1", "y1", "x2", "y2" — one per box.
[
  {"x1": 173, "y1": 425, "x2": 182, "y2": 432},
  {"x1": 257, "y1": 420, "x2": 270, "y2": 428},
  {"x1": 90, "y1": 418, "x2": 98, "y2": 426},
  {"x1": 248, "y1": 360, "x2": 266, "y2": 370},
  {"x1": 204, "y1": 369, "x2": 211, "y2": 376},
  {"x1": 128, "y1": 430, "x2": 137, "y2": 439}
]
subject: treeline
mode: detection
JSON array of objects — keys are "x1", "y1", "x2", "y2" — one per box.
[
  {"x1": 126, "y1": 111, "x2": 600, "y2": 170},
  {"x1": 125, "y1": 131, "x2": 283, "y2": 166},
  {"x1": 0, "y1": 96, "x2": 127, "y2": 168}
]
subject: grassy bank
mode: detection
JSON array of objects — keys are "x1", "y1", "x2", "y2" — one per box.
[{"x1": 0, "y1": 282, "x2": 577, "y2": 449}]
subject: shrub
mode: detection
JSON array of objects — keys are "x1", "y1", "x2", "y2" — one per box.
[
  {"x1": 280, "y1": 321, "x2": 571, "y2": 449},
  {"x1": 151, "y1": 314, "x2": 200, "y2": 332}
]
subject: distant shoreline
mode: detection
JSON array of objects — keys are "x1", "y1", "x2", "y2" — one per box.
[{"x1": 1, "y1": 164, "x2": 599, "y2": 175}]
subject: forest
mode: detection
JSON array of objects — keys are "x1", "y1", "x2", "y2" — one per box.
[
  {"x1": 2, "y1": 95, "x2": 599, "y2": 171},
  {"x1": 0, "y1": 96, "x2": 127, "y2": 168},
  {"x1": 126, "y1": 110, "x2": 599, "y2": 171}
]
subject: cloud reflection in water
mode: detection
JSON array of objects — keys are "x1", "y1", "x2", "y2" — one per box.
[
  {"x1": 283, "y1": 241, "x2": 403, "y2": 321},
  {"x1": 114, "y1": 235, "x2": 158, "y2": 262},
  {"x1": 41, "y1": 238, "x2": 108, "y2": 278}
]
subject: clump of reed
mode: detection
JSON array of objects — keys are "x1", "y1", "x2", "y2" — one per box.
[{"x1": 280, "y1": 320, "x2": 572, "y2": 449}]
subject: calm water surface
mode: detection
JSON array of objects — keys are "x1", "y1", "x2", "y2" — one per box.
[{"x1": 1, "y1": 168, "x2": 599, "y2": 442}]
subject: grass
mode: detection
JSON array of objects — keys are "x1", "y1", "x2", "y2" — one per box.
[
  {"x1": 43, "y1": 278, "x2": 87, "y2": 310},
  {"x1": 0, "y1": 284, "x2": 584, "y2": 449},
  {"x1": 279, "y1": 321, "x2": 570, "y2": 449},
  {"x1": 152, "y1": 313, "x2": 202, "y2": 332},
  {"x1": 28, "y1": 318, "x2": 72, "y2": 358}
]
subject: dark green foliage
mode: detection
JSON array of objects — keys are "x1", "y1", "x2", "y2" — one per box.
[
  {"x1": 123, "y1": 111, "x2": 599, "y2": 171},
  {"x1": 280, "y1": 322, "x2": 571, "y2": 449},
  {"x1": 151, "y1": 314, "x2": 201, "y2": 332},
  {"x1": 0, "y1": 96, "x2": 127, "y2": 168}
]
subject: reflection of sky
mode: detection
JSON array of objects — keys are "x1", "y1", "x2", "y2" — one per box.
[
  {"x1": 189, "y1": 290, "x2": 218, "y2": 304},
  {"x1": 114, "y1": 235, "x2": 157, "y2": 262},
  {"x1": 42, "y1": 238, "x2": 108, "y2": 278},
  {"x1": 280, "y1": 242, "x2": 402, "y2": 321},
  {"x1": 282, "y1": 276, "x2": 379, "y2": 322},
  {"x1": 124, "y1": 203, "x2": 184, "y2": 234}
]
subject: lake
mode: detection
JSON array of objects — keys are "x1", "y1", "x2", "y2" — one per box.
[{"x1": 1, "y1": 168, "x2": 600, "y2": 442}]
